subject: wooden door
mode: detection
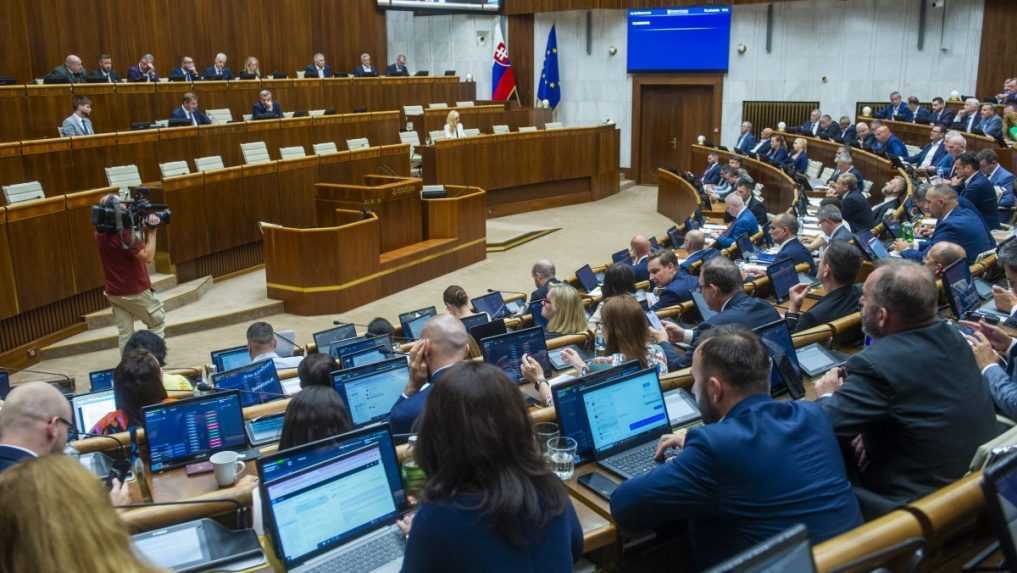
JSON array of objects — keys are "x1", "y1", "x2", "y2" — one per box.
[{"x1": 638, "y1": 85, "x2": 714, "y2": 184}]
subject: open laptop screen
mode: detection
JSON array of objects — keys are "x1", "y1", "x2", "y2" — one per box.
[
  {"x1": 313, "y1": 324, "x2": 358, "y2": 356},
  {"x1": 212, "y1": 359, "x2": 284, "y2": 408},
  {"x1": 340, "y1": 345, "x2": 389, "y2": 369},
  {"x1": 71, "y1": 390, "x2": 118, "y2": 435},
  {"x1": 471, "y1": 291, "x2": 508, "y2": 319},
  {"x1": 753, "y1": 319, "x2": 802, "y2": 396},
  {"x1": 144, "y1": 391, "x2": 247, "y2": 472},
  {"x1": 332, "y1": 357, "x2": 410, "y2": 428},
  {"x1": 480, "y1": 326, "x2": 552, "y2": 383},
  {"x1": 210, "y1": 346, "x2": 250, "y2": 373},
  {"x1": 259, "y1": 426, "x2": 404, "y2": 570},
  {"x1": 552, "y1": 362, "x2": 643, "y2": 464},
  {"x1": 398, "y1": 306, "x2": 437, "y2": 341},
  {"x1": 576, "y1": 264, "x2": 599, "y2": 292},
  {"x1": 766, "y1": 257, "x2": 798, "y2": 304},
  {"x1": 460, "y1": 313, "x2": 489, "y2": 332},
  {"x1": 703, "y1": 524, "x2": 816, "y2": 573},
  {"x1": 581, "y1": 368, "x2": 667, "y2": 457},
  {"x1": 468, "y1": 318, "x2": 507, "y2": 343},
  {"x1": 332, "y1": 335, "x2": 393, "y2": 361},
  {"x1": 89, "y1": 368, "x2": 115, "y2": 392},
  {"x1": 943, "y1": 258, "x2": 981, "y2": 319},
  {"x1": 612, "y1": 249, "x2": 632, "y2": 265}
]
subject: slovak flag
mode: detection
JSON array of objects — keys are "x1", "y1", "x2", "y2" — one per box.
[{"x1": 491, "y1": 25, "x2": 517, "y2": 101}]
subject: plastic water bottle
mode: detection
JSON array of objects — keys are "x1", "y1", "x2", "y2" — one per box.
[
  {"x1": 901, "y1": 221, "x2": 915, "y2": 243},
  {"x1": 594, "y1": 324, "x2": 606, "y2": 356},
  {"x1": 401, "y1": 435, "x2": 427, "y2": 499}
]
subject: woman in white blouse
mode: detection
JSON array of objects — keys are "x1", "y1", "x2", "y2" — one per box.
[{"x1": 443, "y1": 110, "x2": 466, "y2": 139}]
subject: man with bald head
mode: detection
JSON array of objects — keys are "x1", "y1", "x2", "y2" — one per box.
[
  {"x1": 389, "y1": 314, "x2": 470, "y2": 436},
  {"x1": 815, "y1": 260, "x2": 997, "y2": 517},
  {"x1": 0, "y1": 382, "x2": 72, "y2": 471},
  {"x1": 873, "y1": 125, "x2": 907, "y2": 158},
  {"x1": 630, "y1": 235, "x2": 652, "y2": 282},
  {"x1": 748, "y1": 127, "x2": 772, "y2": 156},
  {"x1": 896, "y1": 182, "x2": 993, "y2": 265},
  {"x1": 46, "y1": 54, "x2": 86, "y2": 83},
  {"x1": 529, "y1": 259, "x2": 559, "y2": 303},
  {"x1": 679, "y1": 230, "x2": 716, "y2": 274},
  {"x1": 923, "y1": 241, "x2": 966, "y2": 276},
  {"x1": 713, "y1": 193, "x2": 759, "y2": 250}
]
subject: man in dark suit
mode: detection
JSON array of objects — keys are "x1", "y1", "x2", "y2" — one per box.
[
  {"x1": 252, "y1": 89, "x2": 283, "y2": 119},
  {"x1": 734, "y1": 178, "x2": 767, "y2": 229},
  {"x1": 897, "y1": 182, "x2": 994, "y2": 266},
  {"x1": 798, "y1": 109, "x2": 821, "y2": 136},
  {"x1": 978, "y1": 149, "x2": 1016, "y2": 215},
  {"x1": 630, "y1": 235, "x2": 652, "y2": 283},
  {"x1": 529, "y1": 259, "x2": 559, "y2": 303},
  {"x1": 86, "y1": 54, "x2": 120, "y2": 83},
  {"x1": 838, "y1": 116, "x2": 857, "y2": 145},
  {"x1": 0, "y1": 382, "x2": 73, "y2": 473},
  {"x1": 701, "y1": 151, "x2": 722, "y2": 185},
  {"x1": 953, "y1": 151, "x2": 1000, "y2": 230},
  {"x1": 304, "y1": 53, "x2": 333, "y2": 78},
  {"x1": 747, "y1": 127, "x2": 772, "y2": 156},
  {"x1": 929, "y1": 97, "x2": 956, "y2": 126},
  {"x1": 127, "y1": 53, "x2": 158, "y2": 82},
  {"x1": 170, "y1": 92, "x2": 212, "y2": 126},
  {"x1": 833, "y1": 172, "x2": 875, "y2": 232},
  {"x1": 786, "y1": 241, "x2": 861, "y2": 333},
  {"x1": 45, "y1": 54, "x2": 87, "y2": 83},
  {"x1": 826, "y1": 154, "x2": 865, "y2": 190},
  {"x1": 874, "y1": 125, "x2": 908, "y2": 158},
  {"x1": 907, "y1": 96, "x2": 932, "y2": 124},
  {"x1": 168, "y1": 56, "x2": 200, "y2": 82},
  {"x1": 713, "y1": 193, "x2": 760, "y2": 250},
  {"x1": 734, "y1": 121, "x2": 757, "y2": 153},
  {"x1": 663, "y1": 257, "x2": 781, "y2": 368},
  {"x1": 352, "y1": 52, "x2": 377, "y2": 77},
  {"x1": 678, "y1": 231, "x2": 718, "y2": 275},
  {"x1": 203, "y1": 53, "x2": 233, "y2": 81},
  {"x1": 853, "y1": 122, "x2": 876, "y2": 150},
  {"x1": 951, "y1": 98, "x2": 983, "y2": 133},
  {"x1": 806, "y1": 204, "x2": 853, "y2": 254},
  {"x1": 611, "y1": 326, "x2": 862, "y2": 570},
  {"x1": 978, "y1": 103, "x2": 1004, "y2": 139},
  {"x1": 922, "y1": 241, "x2": 966, "y2": 277},
  {"x1": 770, "y1": 213, "x2": 815, "y2": 275},
  {"x1": 875, "y1": 91, "x2": 913, "y2": 121},
  {"x1": 648, "y1": 250, "x2": 697, "y2": 311},
  {"x1": 816, "y1": 114, "x2": 842, "y2": 140},
  {"x1": 909, "y1": 123, "x2": 947, "y2": 174},
  {"x1": 389, "y1": 315, "x2": 468, "y2": 436},
  {"x1": 815, "y1": 260, "x2": 997, "y2": 518},
  {"x1": 386, "y1": 54, "x2": 410, "y2": 76}
]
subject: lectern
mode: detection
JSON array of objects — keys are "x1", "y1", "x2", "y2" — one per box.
[{"x1": 314, "y1": 175, "x2": 423, "y2": 252}]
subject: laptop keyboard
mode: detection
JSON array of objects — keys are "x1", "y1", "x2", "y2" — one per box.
[
  {"x1": 602, "y1": 441, "x2": 660, "y2": 479},
  {"x1": 306, "y1": 529, "x2": 403, "y2": 573}
]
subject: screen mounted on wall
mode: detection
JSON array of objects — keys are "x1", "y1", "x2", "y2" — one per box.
[
  {"x1": 627, "y1": 6, "x2": 732, "y2": 73},
  {"x1": 377, "y1": 0, "x2": 500, "y2": 13}
]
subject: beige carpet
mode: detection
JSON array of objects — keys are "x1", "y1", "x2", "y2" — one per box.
[
  {"x1": 485, "y1": 220, "x2": 560, "y2": 252},
  {"x1": 24, "y1": 184, "x2": 673, "y2": 389}
]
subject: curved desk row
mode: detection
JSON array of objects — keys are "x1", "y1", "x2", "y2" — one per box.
[
  {"x1": 794, "y1": 133, "x2": 898, "y2": 204},
  {"x1": 689, "y1": 144, "x2": 797, "y2": 213},
  {"x1": 656, "y1": 168, "x2": 701, "y2": 224},
  {"x1": 0, "y1": 111, "x2": 402, "y2": 200},
  {"x1": 0, "y1": 76, "x2": 475, "y2": 143},
  {"x1": 420, "y1": 124, "x2": 621, "y2": 217},
  {"x1": 880, "y1": 119, "x2": 1016, "y2": 169}
]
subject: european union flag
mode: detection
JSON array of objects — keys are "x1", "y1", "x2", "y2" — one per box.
[{"x1": 537, "y1": 25, "x2": 561, "y2": 109}]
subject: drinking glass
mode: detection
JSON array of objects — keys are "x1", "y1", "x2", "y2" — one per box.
[
  {"x1": 534, "y1": 422, "x2": 559, "y2": 458},
  {"x1": 547, "y1": 436, "x2": 577, "y2": 480}
]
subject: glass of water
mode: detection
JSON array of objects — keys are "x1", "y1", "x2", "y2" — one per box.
[
  {"x1": 547, "y1": 436, "x2": 578, "y2": 480},
  {"x1": 534, "y1": 422, "x2": 559, "y2": 459}
]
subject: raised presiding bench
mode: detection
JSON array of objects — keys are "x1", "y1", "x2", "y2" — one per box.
[
  {"x1": 262, "y1": 179, "x2": 486, "y2": 314},
  {"x1": 420, "y1": 124, "x2": 620, "y2": 217},
  {"x1": 419, "y1": 104, "x2": 553, "y2": 141}
]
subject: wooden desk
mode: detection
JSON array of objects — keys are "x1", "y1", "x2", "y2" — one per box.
[
  {"x1": 420, "y1": 124, "x2": 620, "y2": 217},
  {"x1": 656, "y1": 168, "x2": 700, "y2": 223},
  {"x1": 793, "y1": 133, "x2": 899, "y2": 204},
  {"x1": 881, "y1": 119, "x2": 1016, "y2": 170},
  {"x1": 689, "y1": 144, "x2": 797, "y2": 213},
  {"x1": 418, "y1": 105, "x2": 553, "y2": 140}
]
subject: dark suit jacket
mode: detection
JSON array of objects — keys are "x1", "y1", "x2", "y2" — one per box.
[
  {"x1": 252, "y1": 101, "x2": 283, "y2": 119},
  {"x1": 766, "y1": 147, "x2": 788, "y2": 166},
  {"x1": 86, "y1": 69, "x2": 120, "y2": 83},
  {"x1": 818, "y1": 122, "x2": 842, "y2": 140},
  {"x1": 651, "y1": 271, "x2": 697, "y2": 311},
  {"x1": 386, "y1": 63, "x2": 409, "y2": 76},
  {"x1": 841, "y1": 189, "x2": 875, "y2": 232},
  {"x1": 389, "y1": 368, "x2": 452, "y2": 436},
  {"x1": 876, "y1": 102, "x2": 913, "y2": 121},
  {"x1": 748, "y1": 138, "x2": 771, "y2": 157},
  {"x1": 775, "y1": 238, "x2": 815, "y2": 275},
  {"x1": 827, "y1": 167, "x2": 865, "y2": 190},
  {"x1": 715, "y1": 209, "x2": 760, "y2": 249},
  {"x1": 168, "y1": 67, "x2": 200, "y2": 82},
  {"x1": 828, "y1": 224, "x2": 854, "y2": 244},
  {"x1": 45, "y1": 65, "x2": 87, "y2": 83},
  {"x1": 611, "y1": 395, "x2": 862, "y2": 570},
  {"x1": 127, "y1": 65, "x2": 158, "y2": 82},
  {"x1": 958, "y1": 172, "x2": 1001, "y2": 230},
  {"x1": 908, "y1": 141, "x2": 947, "y2": 167},
  {"x1": 702, "y1": 162, "x2": 721, "y2": 185},
  {"x1": 0, "y1": 445, "x2": 35, "y2": 473},
  {"x1": 901, "y1": 206, "x2": 994, "y2": 265},
  {"x1": 911, "y1": 106, "x2": 933, "y2": 124},
  {"x1": 632, "y1": 255, "x2": 649, "y2": 283},
  {"x1": 818, "y1": 320, "x2": 997, "y2": 511},
  {"x1": 170, "y1": 106, "x2": 212, "y2": 125},
  {"x1": 799, "y1": 121, "x2": 818, "y2": 135},
  {"x1": 679, "y1": 248, "x2": 718, "y2": 274},
  {"x1": 529, "y1": 277, "x2": 560, "y2": 305},
  {"x1": 952, "y1": 112, "x2": 982, "y2": 133},
  {"x1": 747, "y1": 197, "x2": 768, "y2": 229},
  {"x1": 840, "y1": 125, "x2": 858, "y2": 146},
  {"x1": 929, "y1": 107, "x2": 955, "y2": 126},
  {"x1": 677, "y1": 292, "x2": 781, "y2": 368},
  {"x1": 734, "y1": 132, "x2": 757, "y2": 153},
  {"x1": 202, "y1": 65, "x2": 233, "y2": 80},
  {"x1": 304, "y1": 64, "x2": 333, "y2": 78},
  {"x1": 352, "y1": 65, "x2": 378, "y2": 77},
  {"x1": 787, "y1": 285, "x2": 860, "y2": 333}
]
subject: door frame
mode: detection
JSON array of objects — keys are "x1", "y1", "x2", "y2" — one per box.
[{"x1": 631, "y1": 73, "x2": 724, "y2": 185}]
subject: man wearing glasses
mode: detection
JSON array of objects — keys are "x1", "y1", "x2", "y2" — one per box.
[{"x1": 0, "y1": 382, "x2": 73, "y2": 472}]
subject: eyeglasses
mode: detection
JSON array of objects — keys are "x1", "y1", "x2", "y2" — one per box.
[{"x1": 8, "y1": 406, "x2": 73, "y2": 431}]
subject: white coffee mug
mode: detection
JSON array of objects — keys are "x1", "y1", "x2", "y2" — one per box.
[{"x1": 210, "y1": 451, "x2": 246, "y2": 487}]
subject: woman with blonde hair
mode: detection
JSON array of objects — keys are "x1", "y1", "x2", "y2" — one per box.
[
  {"x1": 541, "y1": 283, "x2": 588, "y2": 338},
  {"x1": 560, "y1": 295, "x2": 667, "y2": 375},
  {"x1": 242, "y1": 56, "x2": 261, "y2": 78},
  {"x1": 790, "y1": 137, "x2": 809, "y2": 173},
  {"x1": 444, "y1": 110, "x2": 466, "y2": 139},
  {"x1": 0, "y1": 455, "x2": 164, "y2": 573}
]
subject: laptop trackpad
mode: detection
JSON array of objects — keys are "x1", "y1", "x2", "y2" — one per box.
[{"x1": 370, "y1": 558, "x2": 403, "y2": 573}]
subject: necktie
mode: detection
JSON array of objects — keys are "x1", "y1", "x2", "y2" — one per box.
[
  {"x1": 81, "y1": 118, "x2": 90, "y2": 135},
  {"x1": 968, "y1": 115, "x2": 975, "y2": 132}
]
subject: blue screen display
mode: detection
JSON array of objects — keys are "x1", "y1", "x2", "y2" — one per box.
[
  {"x1": 144, "y1": 392, "x2": 247, "y2": 472},
  {"x1": 628, "y1": 6, "x2": 732, "y2": 72},
  {"x1": 212, "y1": 359, "x2": 284, "y2": 408},
  {"x1": 89, "y1": 369, "x2": 115, "y2": 392},
  {"x1": 480, "y1": 326, "x2": 552, "y2": 383},
  {"x1": 332, "y1": 357, "x2": 409, "y2": 427}
]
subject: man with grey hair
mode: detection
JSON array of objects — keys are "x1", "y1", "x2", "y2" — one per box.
[
  {"x1": 800, "y1": 109, "x2": 821, "y2": 136},
  {"x1": 353, "y1": 52, "x2": 377, "y2": 77},
  {"x1": 952, "y1": 97, "x2": 983, "y2": 133},
  {"x1": 0, "y1": 382, "x2": 72, "y2": 472},
  {"x1": 876, "y1": 90, "x2": 911, "y2": 121},
  {"x1": 713, "y1": 193, "x2": 759, "y2": 250},
  {"x1": 735, "y1": 121, "x2": 757, "y2": 153},
  {"x1": 252, "y1": 89, "x2": 283, "y2": 119},
  {"x1": 45, "y1": 54, "x2": 86, "y2": 83},
  {"x1": 387, "y1": 54, "x2": 410, "y2": 76},
  {"x1": 128, "y1": 53, "x2": 158, "y2": 82},
  {"x1": 806, "y1": 204, "x2": 851, "y2": 253},
  {"x1": 390, "y1": 314, "x2": 470, "y2": 435},
  {"x1": 826, "y1": 153, "x2": 864, "y2": 189},
  {"x1": 529, "y1": 259, "x2": 559, "y2": 303},
  {"x1": 203, "y1": 52, "x2": 232, "y2": 80},
  {"x1": 833, "y1": 172, "x2": 874, "y2": 232},
  {"x1": 304, "y1": 52, "x2": 332, "y2": 78},
  {"x1": 895, "y1": 182, "x2": 994, "y2": 265},
  {"x1": 815, "y1": 259, "x2": 996, "y2": 518}
]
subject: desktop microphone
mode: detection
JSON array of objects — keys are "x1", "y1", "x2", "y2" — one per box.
[
  {"x1": 328, "y1": 320, "x2": 415, "y2": 343},
  {"x1": 194, "y1": 383, "x2": 291, "y2": 399},
  {"x1": 487, "y1": 288, "x2": 530, "y2": 299},
  {"x1": 115, "y1": 498, "x2": 248, "y2": 529}
]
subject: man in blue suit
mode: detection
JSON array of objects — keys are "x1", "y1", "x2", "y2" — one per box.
[
  {"x1": 978, "y1": 104, "x2": 1004, "y2": 139},
  {"x1": 838, "y1": 116, "x2": 857, "y2": 145},
  {"x1": 713, "y1": 193, "x2": 759, "y2": 250},
  {"x1": 0, "y1": 382, "x2": 73, "y2": 473},
  {"x1": 168, "y1": 56, "x2": 200, "y2": 82},
  {"x1": 909, "y1": 123, "x2": 947, "y2": 173},
  {"x1": 896, "y1": 183, "x2": 994, "y2": 265},
  {"x1": 252, "y1": 90, "x2": 283, "y2": 119},
  {"x1": 630, "y1": 235, "x2": 652, "y2": 282},
  {"x1": 678, "y1": 231, "x2": 718, "y2": 275},
  {"x1": 203, "y1": 53, "x2": 233, "y2": 80},
  {"x1": 769, "y1": 214, "x2": 815, "y2": 274},
  {"x1": 874, "y1": 125, "x2": 908, "y2": 158},
  {"x1": 648, "y1": 250, "x2": 697, "y2": 311},
  {"x1": 876, "y1": 91, "x2": 913, "y2": 121},
  {"x1": 826, "y1": 154, "x2": 864, "y2": 190},
  {"x1": 127, "y1": 53, "x2": 158, "y2": 82},
  {"x1": 978, "y1": 149, "x2": 1016, "y2": 213},
  {"x1": 953, "y1": 151, "x2": 1000, "y2": 230},
  {"x1": 734, "y1": 121, "x2": 756, "y2": 153},
  {"x1": 929, "y1": 97, "x2": 956, "y2": 126},
  {"x1": 907, "y1": 96, "x2": 932, "y2": 124},
  {"x1": 701, "y1": 151, "x2": 722, "y2": 185},
  {"x1": 968, "y1": 240, "x2": 1017, "y2": 418},
  {"x1": 951, "y1": 98, "x2": 983, "y2": 133},
  {"x1": 747, "y1": 127, "x2": 772, "y2": 156},
  {"x1": 389, "y1": 315, "x2": 468, "y2": 437},
  {"x1": 799, "y1": 109, "x2": 821, "y2": 137},
  {"x1": 170, "y1": 93, "x2": 212, "y2": 126},
  {"x1": 611, "y1": 326, "x2": 861, "y2": 570},
  {"x1": 304, "y1": 53, "x2": 333, "y2": 78},
  {"x1": 352, "y1": 53, "x2": 378, "y2": 77}
]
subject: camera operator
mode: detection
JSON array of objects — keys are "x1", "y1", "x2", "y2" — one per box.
[{"x1": 94, "y1": 193, "x2": 166, "y2": 352}]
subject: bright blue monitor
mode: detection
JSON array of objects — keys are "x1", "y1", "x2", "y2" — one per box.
[{"x1": 627, "y1": 6, "x2": 732, "y2": 72}]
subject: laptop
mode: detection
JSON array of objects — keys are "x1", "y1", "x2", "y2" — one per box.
[
  {"x1": 275, "y1": 329, "x2": 298, "y2": 358},
  {"x1": 89, "y1": 368, "x2": 115, "y2": 392},
  {"x1": 753, "y1": 319, "x2": 805, "y2": 398},
  {"x1": 611, "y1": 249, "x2": 633, "y2": 266},
  {"x1": 796, "y1": 343, "x2": 849, "y2": 377},
  {"x1": 460, "y1": 313, "x2": 489, "y2": 332},
  {"x1": 212, "y1": 359, "x2": 285, "y2": 408},
  {"x1": 766, "y1": 257, "x2": 801, "y2": 304},
  {"x1": 245, "y1": 412, "x2": 286, "y2": 446},
  {"x1": 210, "y1": 345, "x2": 251, "y2": 373},
  {"x1": 479, "y1": 326, "x2": 553, "y2": 384},
  {"x1": 551, "y1": 361, "x2": 643, "y2": 464},
  {"x1": 402, "y1": 313, "x2": 435, "y2": 342},
  {"x1": 313, "y1": 323, "x2": 358, "y2": 356},
  {"x1": 691, "y1": 289, "x2": 718, "y2": 321},
  {"x1": 854, "y1": 230, "x2": 890, "y2": 261},
  {"x1": 333, "y1": 335, "x2": 393, "y2": 361},
  {"x1": 468, "y1": 318, "x2": 507, "y2": 343},
  {"x1": 471, "y1": 291, "x2": 524, "y2": 319},
  {"x1": 663, "y1": 388, "x2": 702, "y2": 430},
  {"x1": 258, "y1": 425, "x2": 407, "y2": 573},
  {"x1": 71, "y1": 389, "x2": 118, "y2": 435},
  {"x1": 398, "y1": 306, "x2": 437, "y2": 341},
  {"x1": 667, "y1": 226, "x2": 683, "y2": 248},
  {"x1": 132, "y1": 518, "x2": 264, "y2": 573},
  {"x1": 575, "y1": 264, "x2": 601, "y2": 293},
  {"x1": 332, "y1": 357, "x2": 410, "y2": 428},
  {"x1": 703, "y1": 524, "x2": 816, "y2": 573},
  {"x1": 982, "y1": 451, "x2": 1017, "y2": 569},
  {"x1": 340, "y1": 344, "x2": 390, "y2": 369},
  {"x1": 736, "y1": 234, "x2": 756, "y2": 258},
  {"x1": 144, "y1": 391, "x2": 248, "y2": 473},
  {"x1": 942, "y1": 258, "x2": 982, "y2": 320}
]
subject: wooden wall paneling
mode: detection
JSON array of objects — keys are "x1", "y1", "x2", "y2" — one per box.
[
  {"x1": 312, "y1": 115, "x2": 344, "y2": 151},
  {"x1": 19, "y1": 138, "x2": 73, "y2": 194},
  {"x1": 25, "y1": 85, "x2": 73, "y2": 141},
  {"x1": 114, "y1": 129, "x2": 161, "y2": 184},
  {"x1": 0, "y1": 209, "x2": 19, "y2": 319},
  {"x1": 322, "y1": 80, "x2": 353, "y2": 116},
  {"x1": 154, "y1": 83, "x2": 195, "y2": 122},
  {"x1": 275, "y1": 156, "x2": 320, "y2": 228},
  {"x1": 503, "y1": 0, "x2": 783, "y2": 14},
  {"x1": 976, "y1": 0, "x2": 1017, "y2": 99},
  {"x1": 159, "y1": 173, "x2": 210, "y2": 264},
  {"x1": 5, "y1": 197, "x2": 76, "y2": 311},
  {"x1": 227, "y1": 82, "x2": 265, "y2": 120},
  {"x1": 240, "y1": 162, "x2": 281, "y2": 245},
  {"x1": 507, "y1": 15, "x2": 535, "y2": 105},
  {"x1": 310, "y1": 0, "x2": 387, "y2": 75},
  {"x1": 192, "y1": 82, "x2": 230, "y2": 113},
  {"x1": 69, "y1": 133, "x2": 119, "y2": 191},
  {"x1": 0, "y1": 87, "x2": 28, "y2": 143},
  {"x1": 275, "y1": 117, "x2": 316, "y2": 155},
  {"x1": 198, "y1": 122, "x2": 245, "y2": 168},
  {"x1": 0, "y1": 1, "x2": 32, "y2": 86},
  {"x1": 116, "y1": 83, "x2": 158, "y2": 128},
  {"x1": 203, "y1": 166, "x2": 246, "y2": 253},
  {"x1": 64, "y1": 188, "x2": 110, "y2": 292},
  {"x1": 156, "y1": 126, "x2": 201, "y2": 171},
  {"x1": 75, "y1": 84, "x2": 120, "y2": 135},
  {"x1": 243, "y1": 119, "x2": 283, "y2": 162},
  {"x1": 0, "y1": 143, "x2": 27, "y2": 194},
  {"x1": 742, "y1": 101, "x2": 820, "y2": 138}
]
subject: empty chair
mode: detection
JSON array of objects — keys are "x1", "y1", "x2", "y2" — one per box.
[
  {"x1": 279, "y1": 146, "x2": 306, "y2": 160},
  {"x1": 518, "y1": 126, "x2": 538, "y2": 133},
  {"x1": 429, "y1": 130, "x2": 447, "y2": 143},
  {"x1": 312, "y1": 142, "x2": 339, "y2": 156},
  {"x1": 399, "y1": 131, "x2": 423, "y2": 174},
  {"x1": 206, "y1": 108, "x2": 233, "y2": 124},
  {"x1": 194, "y1": 155, "x2": 226, "y2": 172},
  {"x1": 463, "y1": 128, "x2": 481, "y2": 137},
  {"x1": 403, "y1": 105, "x2": 425, "y2": 117},
  {"x1": 1, "y1": 181, "x2": 45, "y2": 205},
  {"x1": 428, "y1": 102, "x2": 449, "y2": 110},
  {"x1": 283, "y1": 111, "x2": 295, "y2": 119},
  {"x1": 862, "y1": 180, "x2": 874, "y2": 194},
  {"x1": 492, "y1": 125, "x2": 510, "y2": 134},
  {"x1": 806, "y1": 160, "x2": 823, "y2": 179},
  {"x1": 104, "y1": 165, "x2": 143, "y2": 190},
  {"x1": 346, "y1": 138, "x2": 370, "y2": 151},
  {"x1": 543, "y1": 122, "x2": 564, "y2": 130},
  {"x1": 905, "y1": 144, "x2": 921, "y2": 156},
  {"x1": 242, "y1": 113, "x2": 253, "y2": 121},
  {"x1": 240, "y1": 141, "x2": 271, "y2": 165},
  {"x1": 158, "y1": 160, "x2": 190, "y2": 178},
  {"x1": 819, "y1": 166, "x2": 835, "y2": 182},
  {"x1": 308, "y1": 109, "x2": 327, "y2": 117},
  {"x1": 455, "y1": 101, "x2": 475, "y2": 108}
]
